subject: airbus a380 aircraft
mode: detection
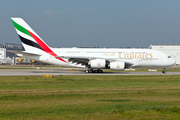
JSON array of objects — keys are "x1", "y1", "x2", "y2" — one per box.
[{"x1": 10, "y1": 18, "x2": 176, "y2": 74}]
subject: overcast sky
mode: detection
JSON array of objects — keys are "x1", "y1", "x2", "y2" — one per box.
[{"x1": 0, "y1": 0, "x2": 180, "y2": 48}]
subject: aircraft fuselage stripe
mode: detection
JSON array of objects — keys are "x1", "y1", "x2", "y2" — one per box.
[{"x1": 27, "y1": 30, "x2": 67, "y2": 63}]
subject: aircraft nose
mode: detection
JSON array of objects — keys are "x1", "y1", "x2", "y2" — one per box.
[
  {"x1": 172, "y1": 58, "x2": 176, "y2": 65},
  {"x1": 167, "y1": 58, "x2": 176, "y2": 66}
]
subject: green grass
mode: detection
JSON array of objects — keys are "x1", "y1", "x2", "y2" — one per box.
[{"x1": 0, "y1": 75, "x2": 180, "y2": 119}]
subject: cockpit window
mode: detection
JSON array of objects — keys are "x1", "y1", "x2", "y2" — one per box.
[{"x1": 168, "y1": 56, "x2": 171, "y2": 58}]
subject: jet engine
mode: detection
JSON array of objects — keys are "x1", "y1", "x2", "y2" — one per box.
[
  {"x1": 110, "y1": 62, "x2": 125, "y2": 70},
  {"x1": 89, "y1": 59, "x2": 106, "y2": 68}
]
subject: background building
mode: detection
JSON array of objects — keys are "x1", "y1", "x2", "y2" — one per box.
[
  {"x1": 0, "y1": 47, "x2": 14, "y2": 65},
  {"x1": 0, "y1": 48, "x2": 6, "y2": 59},
  {"x1": 4, "y1": 43, "x2": 25, "y2": 58},
  {"x1": 149, "y1": 44, "x2": 180, "y2": 64},
  {"x1": 0, "y1": 43, "x2": 50, "y2": 65},
  {"x1": 0, "y1": 43, "x2": 24, "y2": 65},
  {"x1": 0, "y1": 48, "x2": 7, "y2": 64}
]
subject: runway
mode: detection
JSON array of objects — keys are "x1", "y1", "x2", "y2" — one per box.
[{"x1": 0, "y1": 69, "x2": 180, "y2": 76}]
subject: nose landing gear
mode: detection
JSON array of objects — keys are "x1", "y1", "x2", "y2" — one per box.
[{"x1": 162, "y1": 68, "x2": 167, "y2": 74}]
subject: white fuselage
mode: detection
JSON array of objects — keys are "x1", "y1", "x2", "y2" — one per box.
[{"x1": 23, "y1": 48, "x2": 176, "y2": 69}]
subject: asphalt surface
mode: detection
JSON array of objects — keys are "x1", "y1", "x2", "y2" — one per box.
[{"x1": 0, "y1": 69, "x2": 180, "y2": 76}]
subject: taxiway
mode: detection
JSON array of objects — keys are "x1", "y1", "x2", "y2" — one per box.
[{"x1": 0, "y1": 69, "x2": 180, "y2": 76}]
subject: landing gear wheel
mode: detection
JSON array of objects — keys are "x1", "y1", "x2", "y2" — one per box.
[
  {"x1": 162, "y1": 68, "x2": 167, "y2": 74},
  {"x1": 86, "y1": 69, "x2": 93, "y2": 73},
  {"x1": 162, "y1": 70, "x2": 167, "y2": 74},
  {"x1": 97, "y1": 69, "x2": 103, "y2": 73},
  {"x1": 86, "y1": 69, "x2": 103, "y2": 73}
]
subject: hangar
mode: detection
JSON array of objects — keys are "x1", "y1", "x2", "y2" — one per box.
[
  {"x1": 0, "y1": 43, "x2": 24, "y2": 65},
  {"x1": 149, "y1": 44, "x2": 180, "y2": 64}
]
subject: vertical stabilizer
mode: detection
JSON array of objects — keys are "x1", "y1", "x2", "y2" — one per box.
[
  {"x1": 11, "y1": 18, "x2": 50, "y2": 54},
  {"x1": 11, "y1": 18, "x2": 67, "y2": 63}
]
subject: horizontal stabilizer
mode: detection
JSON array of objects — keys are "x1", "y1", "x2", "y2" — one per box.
[{"x1": 7, "y1": 50, "x2": 42, "y2": 56}]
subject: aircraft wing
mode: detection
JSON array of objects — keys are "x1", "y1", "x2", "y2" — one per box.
[
  {"x1": 56, "y1": 56, "x2": 96, "y2": 66},
  {"x1": 7, "y1": 50, "x2": 42, "y2": 56},
  {"x1": 56, "y1": 56, "x2": 134, "y2": 68}
]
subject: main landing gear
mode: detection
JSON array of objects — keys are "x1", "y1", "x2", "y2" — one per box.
[
  {"x1": 86, "y1": 69, "x2": 103, "y2": 73},
  {"x1": 162, "y1": 68, "x2": 167, "y2": 74}
]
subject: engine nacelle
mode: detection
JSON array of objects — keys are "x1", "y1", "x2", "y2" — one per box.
[
  {"x1": 89, "y1": 59, "x2": 106, "y2": 69},
  {"x1": 110, "y1": 62, "x2": 125, "y2": 70}
]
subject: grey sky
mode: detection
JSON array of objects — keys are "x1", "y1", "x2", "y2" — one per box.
[{"x1": 0, "y1": 0, "x2": 180, "y2": 48}]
